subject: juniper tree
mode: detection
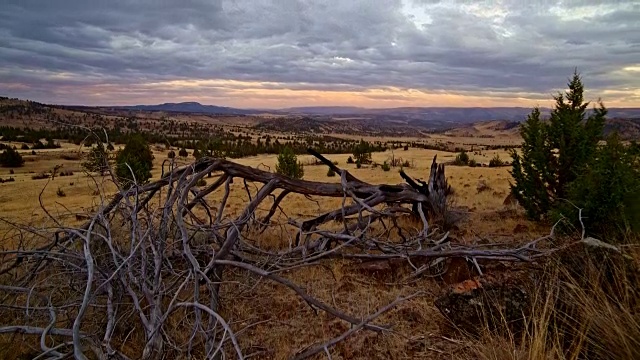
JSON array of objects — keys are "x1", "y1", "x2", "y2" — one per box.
[
  {"x1": 0, "y1": 147, "x2": 24, "y2": 167},
  {"x1": 546, "y1": 71, "x2": 606, "y2": 200},
  {"x1": 115, "y1": 135, "x2": 154, "y2": 185},
  {"x1": 453, "y1": 150, "x2": 469, "y2": 166},
  {"x1": 276, "y1": 147, "x2": 304, "y2": 179},
  {"x1": 510, "y1": 71, "x2": 606, "y2": 220},
  {"x1": 352, "y1": 140, "x2": 372, "y2": 165},
  {"x1": 562, "y1": 133, "x2": 640, "y2": 237}
]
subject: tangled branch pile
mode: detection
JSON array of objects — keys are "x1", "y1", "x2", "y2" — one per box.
[{"x1": 0, "y1": 151, "x2": 578, "y2": 359}]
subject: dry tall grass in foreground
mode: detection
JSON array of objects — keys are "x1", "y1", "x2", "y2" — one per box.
[
  {"x1": 463, "y1": 244, "x2": 640, "y2": 360},
  {"x1": 0, "y1": 154, "x2": 637, "y2": 360}
]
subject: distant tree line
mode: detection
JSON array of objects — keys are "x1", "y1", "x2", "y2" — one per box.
[
  {"x1": 186, "y1": 136, "x2": 386, "y2": 159},
  {"x1": 1, "y1": 123, "x2": 388, "y2": 162}
]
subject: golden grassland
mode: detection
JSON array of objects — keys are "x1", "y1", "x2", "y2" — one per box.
[
  {"x1": 1, "y1": 137, "x2": 573, "y2": 359},
  {"x1": 0, "y1": 143, "x2": 523, "y2": 235}
]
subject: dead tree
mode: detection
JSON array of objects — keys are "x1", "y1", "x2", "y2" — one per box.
[
  {"x1": 0, "y1": 154, "x2": 575, "y2": 359},
  {"x1": 399, "y1": 154, "x2": 452, "y2": 222}
]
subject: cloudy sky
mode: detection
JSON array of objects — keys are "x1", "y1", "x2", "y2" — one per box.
[{"x1": 0, "y1": 0, "x2": 638, "y2": 108}]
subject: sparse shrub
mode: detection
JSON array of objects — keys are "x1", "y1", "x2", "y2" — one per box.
[
  {"x1": 196, "y1": 178, "x2": 207, "y2": 187},
  {"x1": 390, "y1": 156, "x2": 403, "y2": 167},
  {"x1": 347, "y1": 156, "x2": 354, "y2": 164},
  {"x1": 276, "y1": 147, "x2": 304, "y2": 179},
  {"x1": 381, "y1": 161, "x2": 391, "y2": 172},
  {"x1": 20, "y1": 143, "x2": 29, "y2": 150},
  {"x1": 356, "y1": 160, "x2": 362, "y2": 169},
  {"x1": 453, "y1": 150, "x2": 469, "y2": 166},
  {"x1": 115, "y1": 135, "x2": 154, "y2": 185},
  {"x1": 9, "y1": 169, "x2": 14, "y2": 174},
  {"x1": 403, "y1": 145, "x2": 409, "y2": 151},
  {"x1": 327, "y1": 168, "x2": 336, "y2": 177},
  {"x1": 167, "y1": 150, "x2": 176, "y2": 159},
  {"x1": 106, "y1": 142, "x2": 115, "y2": 151},
  {"x1": 488, "y1": 154, "x2": 504, "y2": 167},
  {"x1": 0, "y1": 148, "x2": 25, "y2": 167},
  {"x1": 402, "y1": 160, "x2": 411, "y2": 168},
  {"x1": 179, "y1": 148, "x2": 189, "y2": 158},
  {"x1": 31, "y1": 173, "x2": 50, "y2": 180},
  {"x1": 32, "y1": 138, "x2": 61, "y2": 150},
  {"x1": 56, "y1": 187, "x2": 66, "y2": 197},
  {"x1": 468, "y1": 159, "x2": 478, "y2": 167},
  {"x1": 31, "y1": 150, "x2": 36, "y2": 155},
  {"x1": 332, "y1": 160, "x2": 339, "y2": 165}
]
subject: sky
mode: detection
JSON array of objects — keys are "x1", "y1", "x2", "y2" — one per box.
[{"x1": 0, "y1": 0, "x2": 639, "y2": 109}]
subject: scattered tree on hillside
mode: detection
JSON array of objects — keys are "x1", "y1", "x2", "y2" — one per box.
[
  {"x1": 276, "y1": 147, "x2": 304, "y2": 179},
  {"x1": 179, "y1": 147, "x2": 189, "y2": 158},
  {"x1": 453, "y1": 150, "x2": 469, "y2": 165},
  {"x1": 352, "y1": 140, "x2": 372, "y2": 165},
  {"x1": 0, "y1": 148, "x2": 24, "y2": 167},
  {"x1": 198, "y1": 138, "x2": 226, "y2": 159},
  {"x1": 115, "y1": 135, "x2": 154, "y2": 185},
  {"x1": 488, "y1": 154, "x2": 504, "y2": 167}
]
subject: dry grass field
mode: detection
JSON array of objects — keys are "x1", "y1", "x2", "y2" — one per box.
[
  {"x1": 0, "y1": 143, "x2": 524, "y2": 236},
  {"x1": 4, "y1": 128, "x2": 588, "y2": 360}
]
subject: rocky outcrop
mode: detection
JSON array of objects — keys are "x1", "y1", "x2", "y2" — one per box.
[{"x1": 435, "y1": 272, "x2": 533, "y2": 333}]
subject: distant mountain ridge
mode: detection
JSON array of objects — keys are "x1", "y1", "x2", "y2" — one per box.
[
  {"x1": 117, "y1": 102, "x2": 260, "y2": 115},
  {"x1": 2, "y1": 97, "x2": 640, "y2": 140},
  {"x1": 4, "y1": 96, "x2": 640, "y2": 128},
  {"x1": 281, "y1": 106, "x2": 640, "y2": 122},
  {"x1": 111, "y1": 102, "x2": 640, "y2": 125}
]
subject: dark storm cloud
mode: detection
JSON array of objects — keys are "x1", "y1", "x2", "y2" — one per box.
[{"x1": 0, "y1": 0, "x2": 638, "y2": 105}]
